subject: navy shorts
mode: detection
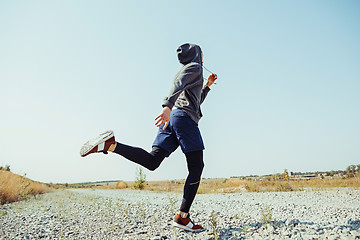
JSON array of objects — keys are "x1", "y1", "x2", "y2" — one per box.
[{"x1": 153, "y1": 108, "x2": 205, "y2": 154}]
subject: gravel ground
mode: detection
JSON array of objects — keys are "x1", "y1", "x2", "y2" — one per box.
[{"x1": 1, "y1": 188, "x2": 360, "y2": 239}]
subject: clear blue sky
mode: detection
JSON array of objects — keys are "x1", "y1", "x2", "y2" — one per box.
[{"x1": 1, "y1": 1, "x2": 359, "y2": 183}]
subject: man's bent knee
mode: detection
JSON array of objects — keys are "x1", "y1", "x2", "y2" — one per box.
[{"x1": 148, "y1": 146, "x2": 169, "y2": 171}]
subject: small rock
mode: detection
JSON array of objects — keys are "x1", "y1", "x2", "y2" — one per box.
[{"x1": 286, "y1": 219, "x2": 300, "y2": 227}]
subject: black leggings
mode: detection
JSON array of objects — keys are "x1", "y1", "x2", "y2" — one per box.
[{"x1": 113, "y1": 142, "x2": 204, "y2": 213}]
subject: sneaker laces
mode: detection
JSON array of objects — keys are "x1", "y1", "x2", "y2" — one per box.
[{"x1": 185, "y1": 214, "x2": 197, "y2": 226}]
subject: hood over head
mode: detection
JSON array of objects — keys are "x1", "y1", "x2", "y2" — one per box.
[{"x1": 177, "y1": 43, "x2": 202, "y2": 65}]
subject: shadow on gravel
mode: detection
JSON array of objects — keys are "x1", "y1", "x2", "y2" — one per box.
[
  {"x1": 346, "y1": 219, "x2": 360, "y2": 230},
  {"x1": 211, "y1": 219, "x2": 360, "y2": 239}
]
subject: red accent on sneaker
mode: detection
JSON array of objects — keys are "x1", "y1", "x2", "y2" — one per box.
[
  {"x1": 80, "y1": 131, "x2": 116, "y2": 157},
  {"x1": 173, "y1": 213, "x2": 203, "y2": 232}
]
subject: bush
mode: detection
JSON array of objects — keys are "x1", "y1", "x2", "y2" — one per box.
[
  {"x1": 133, "y1": 167, "x2": 146, "y2": 190},
  {"x1": 0, "y1": 165, "x2": 10, "y2": 172},
  {"x1": 116, "y1": 181, "x2": 128, "y2": 189}
]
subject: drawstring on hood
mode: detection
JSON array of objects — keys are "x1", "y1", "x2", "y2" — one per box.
[
  {"x1": 177, "y1": 43, "x2": 202, "y2": 65},
  {"x1": 202, "y1": 65, "x2": 217, "y2": 85}
]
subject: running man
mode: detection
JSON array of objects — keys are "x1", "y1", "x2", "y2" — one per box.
[{"x1": 80, "y1": 43, "x2": 217, "y2": 232}]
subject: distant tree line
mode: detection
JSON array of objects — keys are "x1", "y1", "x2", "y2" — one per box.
[{"x1": 231, "y1": 164, "x2": 360, "y2": 180}]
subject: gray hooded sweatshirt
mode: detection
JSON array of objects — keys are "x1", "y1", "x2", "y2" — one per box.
[{"x1": 162, "y1": 43, "x2": 210, "y2": 124}]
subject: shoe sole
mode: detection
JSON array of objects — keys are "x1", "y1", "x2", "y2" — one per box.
[
  {"x1": 172, "y1": 222, "x2": 203, "y2": 232},
  {"x1": 80, "y1": 130, "x2": 114, "y2": 157}
]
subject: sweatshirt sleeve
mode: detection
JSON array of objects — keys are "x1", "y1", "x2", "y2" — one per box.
[
  {"x1": 200, "y1": 85, "x2": 211, "y2": 105},
  {"x1": 162, "y1": 63, "x2": 202, "y2": 109}
]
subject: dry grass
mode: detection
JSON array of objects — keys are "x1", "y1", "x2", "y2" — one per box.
[
  {"x1": 62, "y1": 174, "x2": 360, "y2": 194},
  {"x1": 64, "y1": 175, "x2": 360, "y2": 194},
  {"x1": 142, "y1": 178, "x2": 248, "y2": 194},
  {"x1": 291, "y1": 175, "x2": 360, "y2": 189},
  {"x1": 138, "y1": 175, "x2": 360, "y2": 194},
  {"x1": 244, "y1": 180, "x2": 294, "y2": 192},
  {"x1": 144, "y1": 180, "x2": 185, "y2": 192},
  {"x1": 144, "y1": 178, "x2": 294, "y2": 193},
  {"x1": 0, "y1": 170, "x2": 52, "y2": 205}
]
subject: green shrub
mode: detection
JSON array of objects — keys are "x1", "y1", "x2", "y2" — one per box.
[
  {"x1": 133, "y1": 167, "x2": 146, "y2": 190},
  {"x1": 209, "y1": 210, "x2": 219, "y2": 240}
]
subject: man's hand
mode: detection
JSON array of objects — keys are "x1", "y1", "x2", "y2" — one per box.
[
  {"x1": 206, "y1": 73, "x2": 218, "y2": 87},
  {"x1": 155, "y1": 106, "x2": 171, "y2": 130}
]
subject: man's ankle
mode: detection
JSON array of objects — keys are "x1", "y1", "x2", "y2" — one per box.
[
  {"x1": 180, "y1": 211, "x2": 188, "y2": 218},
  {"x1": 108, "y1": 142, "x2": 117, "y2": 152}
]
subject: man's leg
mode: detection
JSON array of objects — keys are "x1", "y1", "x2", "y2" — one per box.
[
  {"x1": 172, "y1": 150, "x2": 204, "y2": 232},
  {"x1": 180, "y1": 150, "x2": 204, "y2": 214},
  {"x1": 80, "y1": 130, "x2": 171, "y2": 171},
  {"x1": 112, "y1": 143, "x2": 169, "y2": 171}
]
